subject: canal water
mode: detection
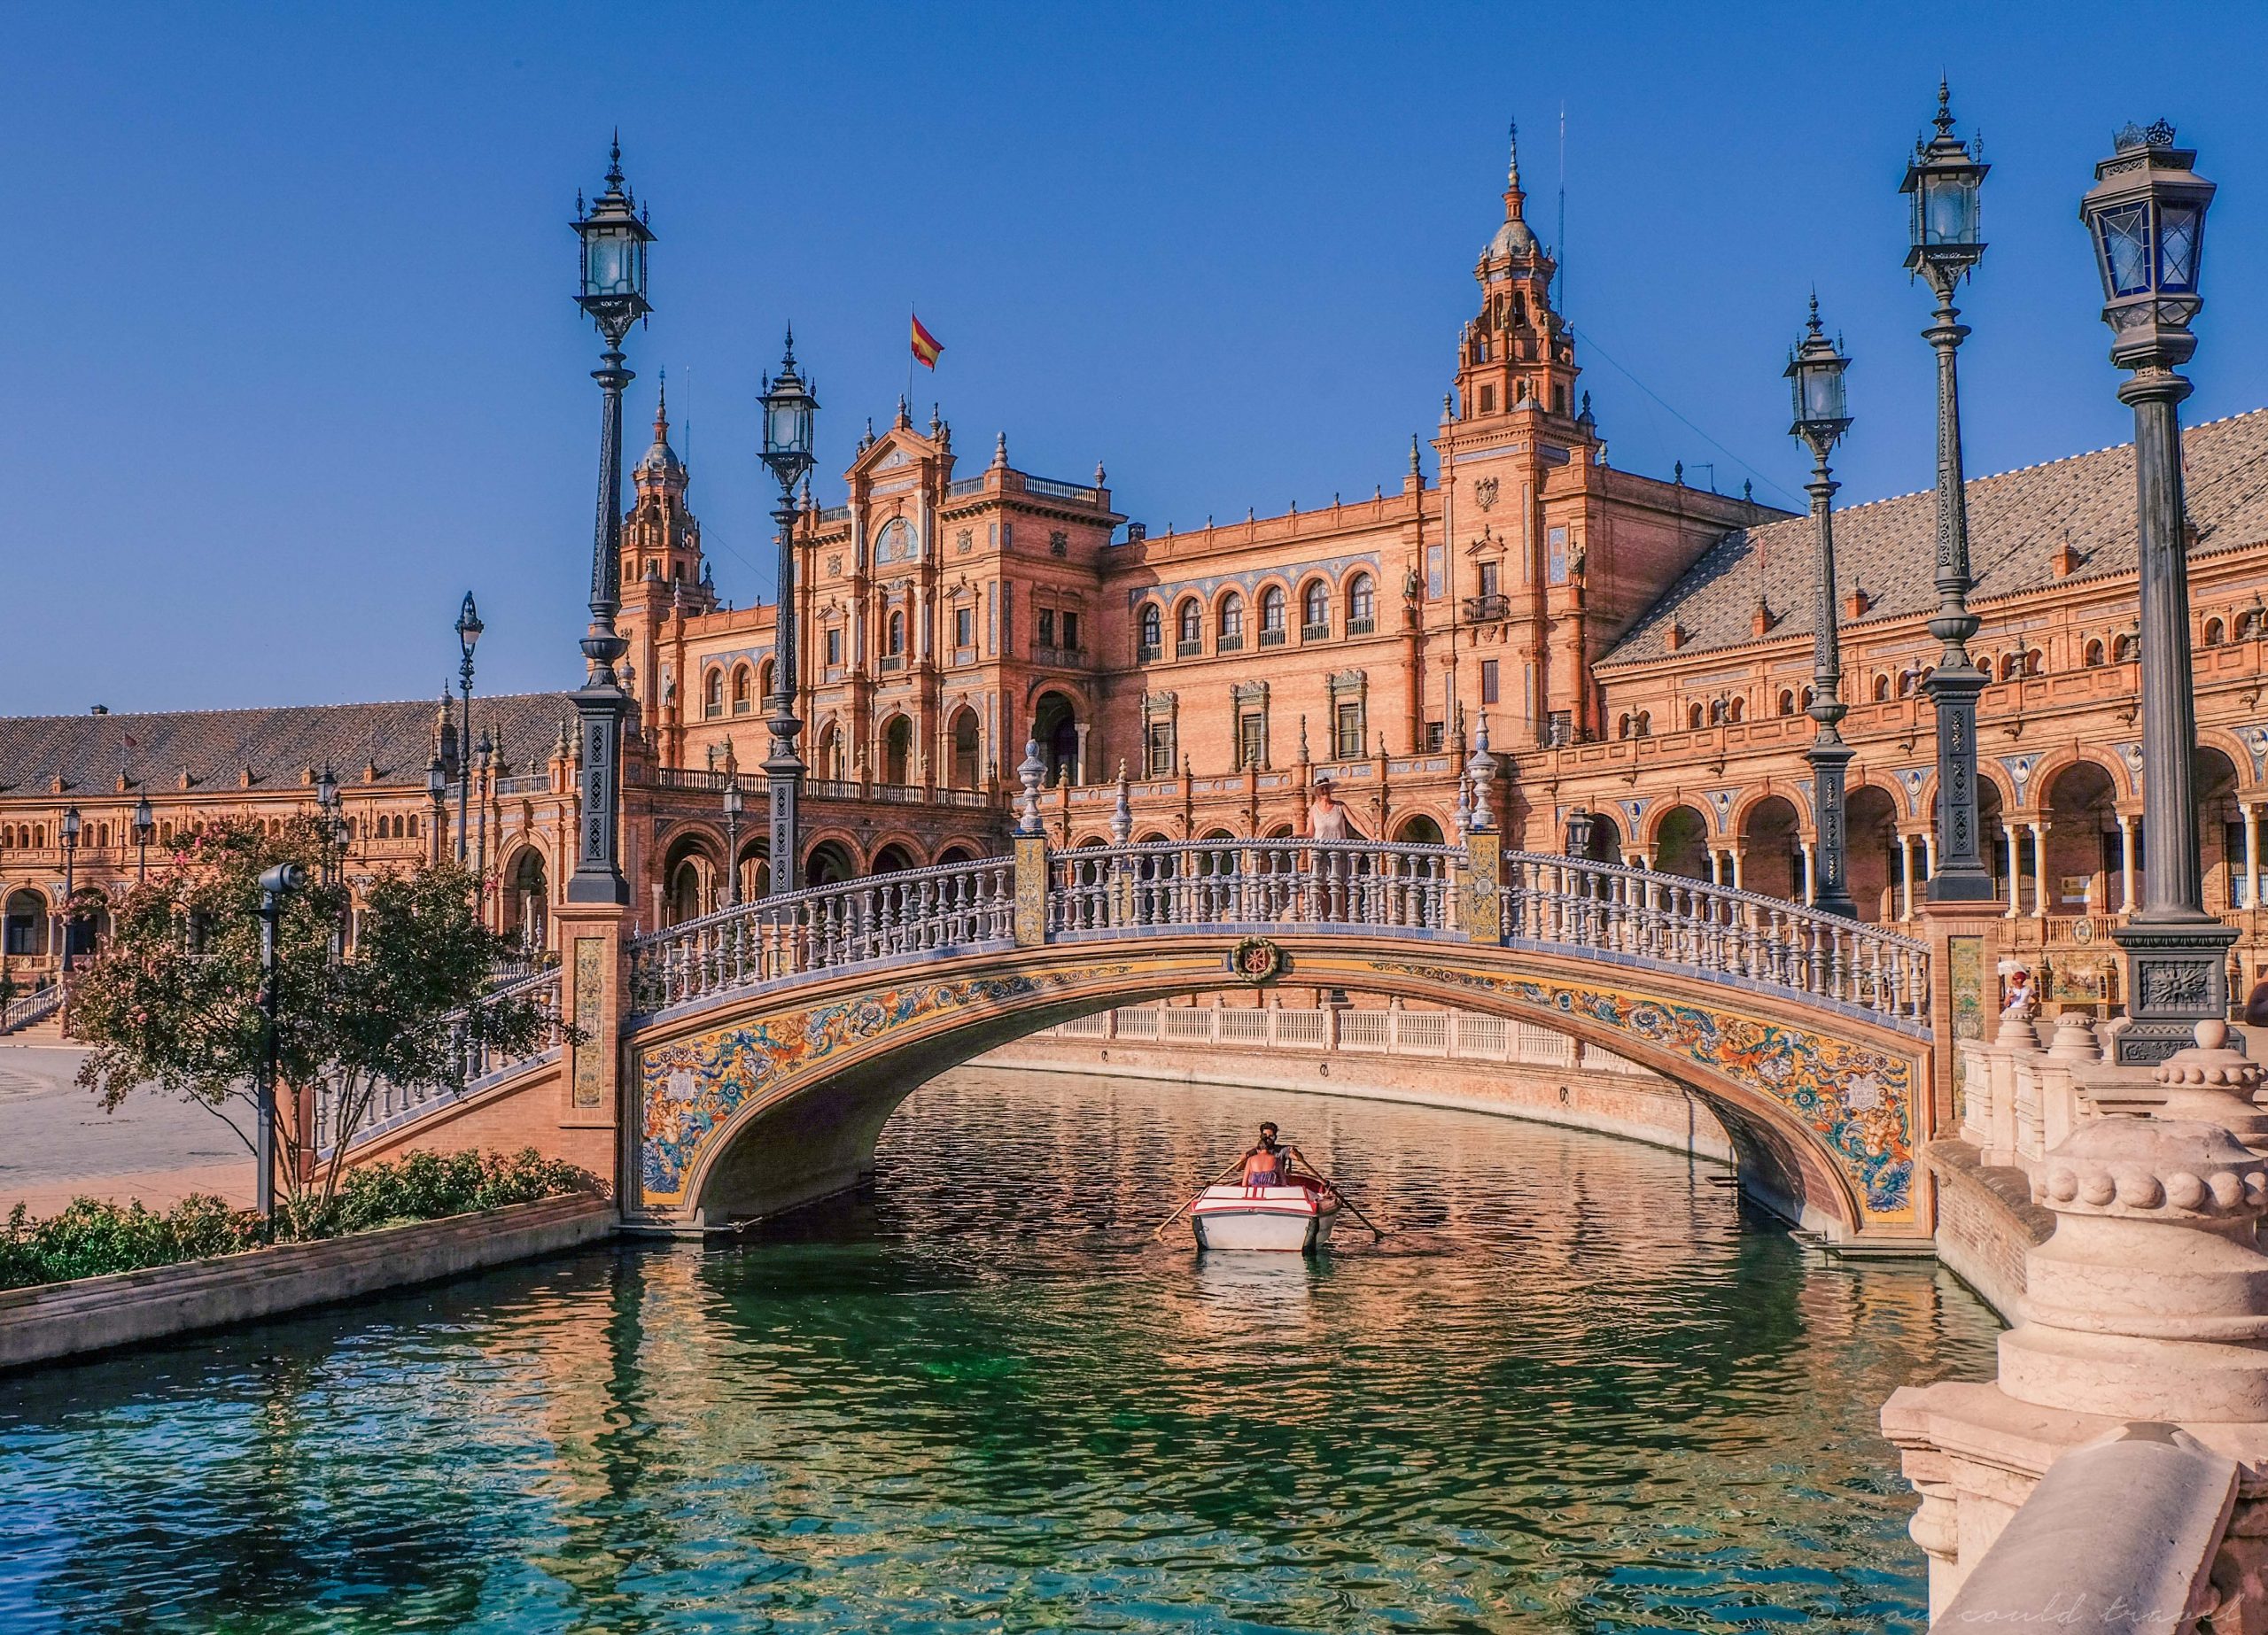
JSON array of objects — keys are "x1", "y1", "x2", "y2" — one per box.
[{"x1": 0, "y1": 1065, "x2": 1998, "y2": 1634}]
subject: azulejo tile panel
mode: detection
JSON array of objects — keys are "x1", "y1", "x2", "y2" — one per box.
[
  {"x1": 639, "y1": 964, "x2": 1132, "y2": 1207},
  {"x1": 1363, "y1": 958, "x2": 1917, "y2": 1222}
]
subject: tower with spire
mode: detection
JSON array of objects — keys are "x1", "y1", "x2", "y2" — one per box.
[
  {"x1": 1452, "y1": 121, "x2": 1581, "y2": 427},
  {"x1": 622, "y1": 375, "x2": 709, "y2": 599}
]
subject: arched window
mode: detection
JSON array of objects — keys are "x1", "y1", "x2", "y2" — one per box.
[
  {"x1": 2084, "y1": 639, "x2": 2106, "y2": 667},
  {"x1": 1897, "y1": 668, "x2": 1919, "y2": 698},
  {"x1": 1346, "y1": 573, "x2": 1375, "y2": 631},
  {"x1": 1778, "y1": 688, "x2": 1797, "y2": 717},
  {"x1": 2241, "y1": 610, "x2": 2263, "y2": 641},
  {"x1": 1874, "y1": 674, "x2": 1892, "y2": 702},
  {"x1": 1635, "y1": 710, "x2": 1651, "y2": 738},
  {"x1": 1801, "y1": 686, "x2": 1815, "y2": 711},
  {"x1": 703, "y1": 669, "x2": 724, "y2": 718},
  {"x1": 1688, "y1": 703, "x2": 1705, "y2": 730},
  {"x1": 1177, "y1": 599, "x2": 1201, "y2": 649},
  {"x1": 1707, "y1": 698, "x2": 1726, "y2": 726},
  {"x1": 1617, "y1": 713, "x2": 1632, "y2": 740},
  {"x1": 2205, "y1": 618, "x2": 2227, "y2": 647},
  {"x1": 887, "y1": 609, "x2": 905, "y2": 656},
  {"x1": 2023, "y1": 648, "x2": 2044, "y2": 678},
  {"x1": 1727, "y1": 697, "x2": 1744, "y2": 723},
  {"x1": 1218, "y1": 593, "x2": 1244, "y2": 647},
  {"x1": 758, "y1": 660, "x2": 774, "y2": 702},
  {"x1": 730, "y1": 665, "x2": 752, "y2": 715},
  {"x1": 1260, "y1": 586, "x2": 1286, "y2": 643},
  {"x1": 2112, "y1": 633, "x2": 2137, "y2": 663},
  {"x1": 1301, "y1": 580, "x2": 1330, "y2": 636},
  {"x1": 1138, "y1": 603, "x2": 1162, "y2": 655}
]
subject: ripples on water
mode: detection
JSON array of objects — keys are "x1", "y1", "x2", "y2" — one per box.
[{"x1": 0, "y1": 1066, "x2": 1999, "y2": 1633}]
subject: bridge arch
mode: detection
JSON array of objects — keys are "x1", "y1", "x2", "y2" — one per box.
[{"x1": 636, "y1": 933, "x2": 1915, "y2": 1244}]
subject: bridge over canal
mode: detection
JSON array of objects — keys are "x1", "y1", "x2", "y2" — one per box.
[{"x1": 332, "y1": 833, "x2": 1938, "y2": 1245}]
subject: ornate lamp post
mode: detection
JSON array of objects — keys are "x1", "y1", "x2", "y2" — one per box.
[
  {"x1": 722, "y1": 766, "x2": 745, "y2": 907},
  {"x1": 315, "y1": 763, "x2": 345, "y2": 960},
  {"x1": 757, "y1": 334, "x2": 818, "y2": 897},
  {"x1": 563, "y1": 139, "x2": 652, "y2": 908},
  {"x1": 1902, "y1": 81, "x2": 1996, "y2": 903},
  {"x1": 132, "y1": 793, "x2": 153, "y2": 885},
  {"x1": 2082, "y1": 121, "x2": 2225, "y2": 1064},
  {"x1": 426, "y1": 755, "x2": 448, "y2": 867},
  {"x1": 1787, "y1": 298, "x2": 1857, "y2": 919},
  {"x1": 58, "y1": 806, "x2": 80, "y2": 972},
  {"x1": 454, "y1": 592, "x2": 482, "y2": 863}
]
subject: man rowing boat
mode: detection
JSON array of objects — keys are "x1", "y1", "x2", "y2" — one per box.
[{"x1": 1240, "y1": 1121, "x2": 1320, "y2": 1190}]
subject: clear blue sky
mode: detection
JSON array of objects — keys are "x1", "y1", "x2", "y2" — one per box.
[{"x1": 9, "y1": 3, "x2": 2266, "y2": 716}]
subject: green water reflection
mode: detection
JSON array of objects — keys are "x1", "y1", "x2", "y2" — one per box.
[{"x1": 0, "y1": 1066, "x2": 1998, "y2": 1632}]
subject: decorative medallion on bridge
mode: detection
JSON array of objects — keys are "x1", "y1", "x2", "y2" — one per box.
[{"x1": 1228, "y1": 937, "x2": 1286, "y2": 984}]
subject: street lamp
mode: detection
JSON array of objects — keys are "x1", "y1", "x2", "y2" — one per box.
[
  {"x1": 426, "y1": 754, "x2": 448, "y2": 868},
  {"x1": 1787, "y1": 297, "x2": 1857, "y2": 919},
  {"x1": 2081, "y1": 120, "x2": 2225, "y2": 1064},
  {"x1": 757, "y1": 332, "x2": 818, "y2": 897},
  {"x1": 454, "y1": 592, "x2": 482, "y2": 864},
  {"x1": 133, "y1": 793, "x2": 153, "y2": 885},
  {"x1": 315, "y1": 763, "x2": 345, "y2": 961},
  {"x1": 58, "y1": 806, "x2": 81, "y2": 972},
  {"x1": 1902, "y1": 81, "x2": 1997, "y2": 904},
  {"x1": 722, "y1": 765, "x2": 746, "y2": 908},
  {"x1": 565, "y1": 136, "x2": 653, "y2": 909}
]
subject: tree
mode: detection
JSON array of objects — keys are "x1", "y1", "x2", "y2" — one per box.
[{"x1": 70, "y1": 815, "x2": 559, "y2": 1209}]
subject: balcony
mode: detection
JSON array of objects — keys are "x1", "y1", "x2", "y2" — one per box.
[
  {"x1": 1464, "y1": 593, "x2": 1511, "y2": 624},
  {"x1": 1137, "y1": 643, "x2": 1162, "y2": 663},
  {"x1": 1217, "y1": 633, "x2": 1245, "y2": 653},
  {"x1": 1176, "y1": 639, "x2": 1202, "y2": 659},
  {"x1": 1300, "y1": 623, "x2": 1329, "y2": 643},
  {"x1": 1035, "y1": 645, "x2": 1087, "y2": 668},
  {"x1": 1259, "y1": 627, "x2": 1285, "y2": 647},
  {"x1": 879, "y1": 654, "x2": 905, "y2": 673},
  {"x1": 1346, "y1": 616, "x2": 1375, "y2": 636}
]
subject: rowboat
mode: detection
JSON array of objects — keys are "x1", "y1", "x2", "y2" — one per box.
[{"x1": 1188, "y1": 1178, "x2": 1341, "y2": 1252}]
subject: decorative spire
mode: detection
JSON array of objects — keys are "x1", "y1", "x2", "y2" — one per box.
[
  {"x1": 1465, "y1": 715, "x2": 1496, "y2": 832},
  {"x1": 929, "y1": 402, "x2": 943, "y2": 438},
  {"x1": 1094, "y1": 461, "x2": 1107, "y2": 487},
  {"x1": 991, "y1": 430, "x2": 1008, "y2": 469},
  {"x1": 1410, "y1": 433, "x2": 1422, "y2": 477},
  {"x1": 1505, "y1": 117, "x2": 1522, "y2": 199},
  {"x1": 1110, "y1": 760, "x2": 1132, "y2": 844},
  {"x1": 1933, "y1": 76, "x2": 1954, "y2": 140},
  {"x1": 607, "y1": 128, "x2": 623, "y2": 189},
  {"x1": 895, "y1": 394, "x2": 910, "y2": 430}
]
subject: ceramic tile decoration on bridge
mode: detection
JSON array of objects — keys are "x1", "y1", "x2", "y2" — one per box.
[{"x1": 603, "y1": 825, "x2": 1933, "y2": 1240}]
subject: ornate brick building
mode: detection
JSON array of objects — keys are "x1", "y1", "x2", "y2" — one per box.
[{"x1": 4, "y1": 129, "x2": 2259, "y2": 1020}]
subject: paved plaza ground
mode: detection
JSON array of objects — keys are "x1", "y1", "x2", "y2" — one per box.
[{"x1": 0, "y1": 1045, "x2": 253, "y2": 1216}]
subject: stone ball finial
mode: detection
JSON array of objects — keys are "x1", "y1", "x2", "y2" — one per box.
[
  {"x1": 2153, "y1": 1019, "x2": 2268, "y2": 1146},
  {"x1": 2034, "y1": 1117, "x2": 2267, "y2": 1223}
]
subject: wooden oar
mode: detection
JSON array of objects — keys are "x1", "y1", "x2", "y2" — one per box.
[
  {"x1": 1150, "y1": 1156, "x2": 1248, "y2": 1241},
  {"x1": 1293, "y1": 1156, "x2": 1386, "y2": 1239}
]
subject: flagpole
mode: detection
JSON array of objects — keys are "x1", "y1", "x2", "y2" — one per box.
[{"x1": 906, "y1": 307, "x2": 916, "y2": 410}]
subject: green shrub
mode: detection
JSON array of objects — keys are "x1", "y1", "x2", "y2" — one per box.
[{"x1": 0, "y1": 1149, "x2": 602, "y2": 1291}]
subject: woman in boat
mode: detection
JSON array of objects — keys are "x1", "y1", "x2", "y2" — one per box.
[{"x1": 1240, "y1": 1122, "x2": 1317, "y2": 1189}]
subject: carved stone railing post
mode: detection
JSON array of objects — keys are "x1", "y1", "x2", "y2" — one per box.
[{"x1": 1457, "y1": 831, "x2": 1502, "y2": 944}]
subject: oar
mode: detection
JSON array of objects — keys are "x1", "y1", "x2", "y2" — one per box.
[
  {"x1": 1296, "y1": 1157, "x2": 1386, "y2": 1239},
  {"x1": 1150, "y1": 1156, "x2": 1248, "y2": 1242}
]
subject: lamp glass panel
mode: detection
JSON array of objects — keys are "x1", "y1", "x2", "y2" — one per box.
[
  {"x1": 585, "y1": 230, "x2": 636, "y2": 298},
  {"x1": 1798, "y1": 360, "x2": 1845, "y2": 425},
  {"x1": 2158, "y1": 202, "x2": 2202, "y2": 293},
  {"x1": 2096, "y1": 201, "x2": 2155, "y2": 298},
  {"x1": 1922, "y1": 173, "x2": 1977, "y2": 245}
]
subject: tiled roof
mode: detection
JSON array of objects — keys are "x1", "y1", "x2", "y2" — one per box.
[
  {"x1": 0, "y1": 693, "x2": 579, "y2": 798},
  {"x1": 1600, "y1": 408, "x2": 2268, "y2": 668}
]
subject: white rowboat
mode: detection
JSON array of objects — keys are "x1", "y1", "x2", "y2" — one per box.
[{"x1": 1188, "y1": 1182, "x2": 1341, "y2": 1252}]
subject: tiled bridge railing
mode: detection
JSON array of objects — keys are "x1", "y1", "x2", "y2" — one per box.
[
  {"x1": 624, "y1": 838, "x2": 1932, "y2": 1028},
  {"x1": 1046, "y1": 1001, "x2": 1660, "y2": 1077}
]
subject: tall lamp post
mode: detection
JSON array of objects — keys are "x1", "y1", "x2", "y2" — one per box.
[
  {"x1": 757, "y1": 335, "x2": 818, "y2": 897},
  {"x1": 454, "y1": 592, "x2": 482, "y2": 863},
  {"x1": 133, "y1": 793, "x2": 153, "y2": 885},
  {"x1": 2082, "y1": 120, "x2": 2225, "y2": 1064},
  {"x1": 722, "y1": 765, "x2": 745, "y2": 907},
  {"x1": 252, "y1": 861, "x2": 304, "y2": 1224},
  {"x1": 1787, "y1": 298, "x2": 1858, "y2": 919},
  {"x1": 565, "y1": 137, "x2": 651, "y2": 909},
  {"x1": 58, "y1": 806, "x2": 81, "y2": 973},
  {"x1": 426, "y1": 755, "x2": 448, "y2": 868},
  {"x1": 1903, "y1": 81, "x2": 1997, "y2": 903}
]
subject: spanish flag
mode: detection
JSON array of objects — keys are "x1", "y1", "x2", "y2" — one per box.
[{"x1": 911, "y1": 312, "x2": 944, "y2": 369}]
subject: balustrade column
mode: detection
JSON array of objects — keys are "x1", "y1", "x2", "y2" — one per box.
[{"x1": 2028, "y1": 820, "x2": 2048, "y2": 920}]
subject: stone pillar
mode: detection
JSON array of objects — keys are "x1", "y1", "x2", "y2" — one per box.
[
  {"x1": 1729, "y1": 848, "x2": 1744, "y2": 892},
  {"x1": 551, "y1": 898, "x2": 629, "y2": 1200},
  {"x1": 2004, "y1": 825, "x2": 2023, "y2": 918},
  {"x1": 2029, "y1": 819, "x2": 2048, "y2": 920},
  {"x1": 2119, "y1": 813, "x2": 2138, "y2": 913},
  {"x1": 1799, "y1": 840, "x2": 1816, "y2": 905},
  {"x1": 2246, "y1": 802, "x2": 2261, "y2": 911},
  {"x1": 1899, "y1": 833, "x2": 1916, "y2": 922},
  {"x1": 1074, "y1": 722, "x2": 1091, "y2": 787}
]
